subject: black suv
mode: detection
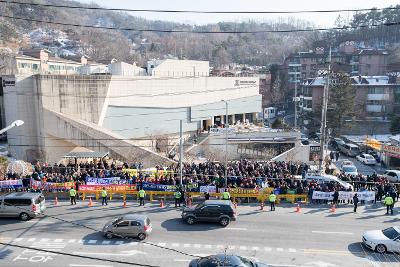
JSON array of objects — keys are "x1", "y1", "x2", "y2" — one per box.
[{"x1": 181, "y1": 200, "x2": 236, "y2": 226}]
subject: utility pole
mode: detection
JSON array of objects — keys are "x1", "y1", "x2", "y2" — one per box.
[
  {"x1": 224, "y1": 101, "x2": 228, "y2": 187},
  {"x1": 318, "y1": 47, "x2": 331, "y2": 173},
  {"x1": 179, "y1": 119, "x2": 183, "y2": 185},
  {"x1": 294, "y1": 77, "x2": 298, "y2": 129}
]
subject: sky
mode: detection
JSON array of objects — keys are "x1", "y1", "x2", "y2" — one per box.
[{"x1": 79, "y1": 0, "x2": 400, "y2": 26}]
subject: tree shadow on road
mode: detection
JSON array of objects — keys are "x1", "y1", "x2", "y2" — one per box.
[{"x1": 348, "y1": 242, "x2": 400, "y2": 263}]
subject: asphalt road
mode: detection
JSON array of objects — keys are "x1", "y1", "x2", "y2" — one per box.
[
  {"x1": 0, "y1": 199, "x2": 399, "y2": 267},
  {"x1": 332, "y1": 152, "x2": 386, "y2": 176}
]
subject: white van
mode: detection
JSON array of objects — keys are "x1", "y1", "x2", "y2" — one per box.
[
  {"x1": 0, "y1": 192, "x2": 46, "y2": 221},
  {"x1": 339, "y1": 143, "x2": 360, "y2": 157}
]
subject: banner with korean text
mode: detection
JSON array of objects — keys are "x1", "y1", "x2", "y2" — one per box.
[
  {"x1": 79, "y1": 184, "x2": 137, "y2": 192},
  {"x1": 86, "y1": 177, "x2": 127, "y2": 185},
  {"x1": 0, "y1": 179, "x2": 23, "y2": 188},
  {"x1": 31, "y1": 180, "x2": 75, "y2": 190},
  {"x1": 312, "y1": 191, "x2": 375, "y2": 201}
]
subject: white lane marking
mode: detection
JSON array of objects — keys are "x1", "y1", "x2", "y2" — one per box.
[
  {"x1": 114, "y1": 241, "x2": 125, "y2": 245},
  {"x1": 240, "y1": 246, "x2": 247, "y2": 250},
  {"x1": 264, "y1": 247, "x2": 272, "y2": 252},
  {"x1": 276, "y1": 248, "x2": 284, "y2": 252},
  {"x1": 216, "y1": 245, "x2": 224, "y2": 249},
  {"x1": 193, "y1": 244, "x2": 201, "y2": 248},
  {"x1": 224, "y1": 227, "x2": 247, "y2": 231},
  {"x1": 204, "y1": 245, "x2": 212, "y2": 249},
  {"x1": 228, "y1": 245, "x2": 236, "y2": 249},
  {"x1": 289, "y1": 248, "x2": 297, "y2": 253},
  {"x1": 14, "y1": 238, "x2": 24, "y2": 242},
  {"x1": 70, "y1": 264, "x2": 113, "y2": 267},
  {"x1": 173, "y1": 259, "x2": 191, "y2": 262},
  {"x1": 88, "y1": 240, "x2": 97, "y2": 244},
  {"x1": 171, "y1": 243, "x2": 180, "y2": 247},
  {"x1": 68, "y1": 239, "x2": 76, "y2": 243},
  {"x1": 102, "y1": 241, "x2": 111, "y2": 245},
  {"x1": 73, "y1": 250, "x2": 147, "y2": 256},
  {"x1": 40, "y1": 238, "x2": 49, "y2": 242},
  {"x1": 54, "y1": 239, "x2": 63, "y2": 242},
  {"x1": 26, "y1": 220, "x2": 53, "y2": 224},
  {"x1": 27, "y1": 238, "x2": 36, "y2": 242},
  {"x1": 183, "y1": 244, "x2": 191, "y2": 248},
  {"x1": 251, "y1": 246, "x2": 259, "y2": 251},
  {"x1": 129, "y1": 242, "x2": 138, "y2": 246},
  {"x1": 312, "y1": 231, "x2": 354, "y2": 235},
  {"x1": 157, "y1": 242, "x2": 166, "y2": 247}
]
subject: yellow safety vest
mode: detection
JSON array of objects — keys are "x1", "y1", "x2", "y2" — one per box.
[
  {"x1": 139, "y1": 190, "x2": 145, "y2": 198},
  {"x1": 269, "y1": 194, "x2": 276, "y2": 202},
  {"x1": 384, "y1": 196, "x2": 394, "y2": 206},
  {"x1": 101, "y1": 190, "x2": 107, "y2": 198},
  {"x1": 69, "y1": 189, "x2": 76, "y2": 197},
  {"x1": 222, "y1": 192, "x2": 230, "y2": 200}
]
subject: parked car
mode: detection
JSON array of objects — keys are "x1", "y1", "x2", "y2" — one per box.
[
  {"x1": 102, "y1": 214, "x2": 152, "y2": 240},
  {"x1": 341, "y1": 165, "x2": 358, "y2": 176},
  {"x1": 339, "y1": 143, "x2": 360, "y2": 157},
  {"x1": 362, "y1": 226, "x2": 400, "y2": 253},
  {"x1": 356, "y1": 154, "x2": 377, "y2": 165},
  {"x1": 383, "y1": 170, "x2": 400, "y2": 182},
  {"x1": 0, "y1": 192, "x2": 46, "y2": 221},
  {"x1": 189, "y1": 254, "x2": 270, "y2": 267},
  {"x1": 329, "y1": 138, "x2": 346, "y2": 149},
  {"x1": 341, "y1": 160, "x2": 354, "y2": 168},
  {"x1": 181, "y1": 200, "x2": 236, "y2": 226}
]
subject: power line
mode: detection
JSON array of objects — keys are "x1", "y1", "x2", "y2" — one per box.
[
  {"x1": 1, "y1": 0, "x2": 399, "y2": 14},
  {"x1": 1, "y1": 14, "x2": 400, "y2": 34}
]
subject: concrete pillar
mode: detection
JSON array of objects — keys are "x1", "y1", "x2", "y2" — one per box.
[
  {"x1": 242, "y1": 113, "x2": 246, "y2": 123},
  {"x1": 252, "y1": 112, "x2": 257, "y2": 122},
  {"x1": 211, "y1": 116, "x2": 214, "y2": 126},
  {"x1": 231, "y1": 114, "x2": 235, "y2": 125},
  {"x1": 220, "y1": 115, "x2": 224, "y2": 126}
]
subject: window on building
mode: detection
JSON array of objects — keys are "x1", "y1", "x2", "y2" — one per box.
[
  {"x1": 32, "y1": 64, "x2": 39, "y2": 70},
  {"x1": 302, "y1": 65, "x2": 307, "y2": 71},
  {"x1": 368, "y1": 88, "x2": 385, "y2": 94}
]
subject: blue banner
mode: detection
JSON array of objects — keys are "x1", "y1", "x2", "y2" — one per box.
[
  {"x1": 86, "y1": 177, "x2": 127, "y2": 185},
  {"x1": 0, "y1": 179, "x2": 23, "y2": 188},
  {"x1": 139, "y1": 182, "x2": 177, "y2": 192}
]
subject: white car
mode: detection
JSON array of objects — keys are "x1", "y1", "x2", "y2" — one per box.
[
  {"x1": 362, "y1": 227, "x2": 400, "y2": 253},
  {"x1": 341, "y1": 165, "x2": 358, "y2": 176},
  {"x1": 383, "y1": 170, "x2": 400, "y2": 183},
  {"x1": 340, "y1": 160, "x2": 354, "y2": 168},
  {"x1": 356, "y1": 154, "x2": 377, "y2": 165}
]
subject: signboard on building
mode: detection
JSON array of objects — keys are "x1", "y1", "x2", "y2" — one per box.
[
  {"x1": 365, "y1": 138, "x2": 382, "y2": 150},
  {"x1": 384, "y1": 145, "x2": 400, "y2": 159},
  {"x1": 309, "y1": 145, "x2": 321, "y2": 161},
  {"x1": 209, "y1": 128, "x2": 235, "y2": 135}
]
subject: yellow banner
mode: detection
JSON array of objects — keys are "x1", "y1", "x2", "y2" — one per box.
[{"x1": 365, "y1": 138, "x2": 382, "y2": 150}]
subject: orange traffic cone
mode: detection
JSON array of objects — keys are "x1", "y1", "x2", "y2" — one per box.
[
  {"x1": 331, "y1": 204, "x2": 336, "y2": 213},
  {"x1": 54, "y1": 197, "x2": 58, "y2": 206},
  {"x1": 233, "y1": 202, "x2": 237, "y2": 209},
  {"x1": 160, "y1": 199, "x2": 164, "y2": 208},
  {"x1": 123, "y1": 200, "x2": 127, "y2": 208},
  {"x1": 260, "y1": 202, "x2": 264, "y2": 211},
  {"x1": 295, "y1": 203, "x2": 301, "y2": 213},
  {"x1": 88, "y1": 197, "x2": 93, "y2": 207}
]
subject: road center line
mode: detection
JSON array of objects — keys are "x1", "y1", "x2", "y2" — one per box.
[
  {"x1": 312, "y1": 231, "x2": 354, "y2": 235},
  {"x1": 69, "y1": 264, "x2": 113, "y2": 267},
  {"x1": 224, "y1": 227, "x2": 247, "y2": 231}
]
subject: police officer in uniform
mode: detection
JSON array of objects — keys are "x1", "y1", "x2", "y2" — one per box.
[
  {"x1": 101, "y1": 187, "x2": 108, "y2": 206},
  {"x1": 139, "y1": 188, "x2": 146, "y2": 206},
  {"x1": 384, "y1": 193, "x2": 394, "y2": 215},
  {"x1": 222, "y1": 189, "x2": 231, "y2": 201},
  {"x1": 69, "y1": 186, "x2": 77, "y2": 205},
  {"x1": 174, "y1": 190, "x2": 182, "y2": 207},
  {"x1": 269, "y1": 192, "x2": 276, "y2": 211}
]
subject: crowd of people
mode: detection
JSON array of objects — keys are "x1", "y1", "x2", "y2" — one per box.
[{"x1": 2, "y1": 159, "x2": 398, "y2": 199}]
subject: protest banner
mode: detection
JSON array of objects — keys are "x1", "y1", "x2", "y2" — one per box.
[
  {"x1": 140, "y1": 182, "x2": 177, "y2": 192},
  {"x1": 31, "y1": 180, "x2": 75, "y2": 190},
  {"x1": 86, "y1": 177, "x2": 127, "y2": 185},
  {"x1": 79, "y1": 184, "x2": 137, "y2": 192},
  {"x1": 312, "y1": 191, "x2": 375, "y2": 201},
  {"x1": 358, "y1": 191, "x2": 375, "y2": 201},
  {"x1": 0, "y1": 179, "x2": 23, "y2": 188},
  {"x1": 200, "y1": 185, "x2": 217, "y2": 193},
  {"x1": 218, "y1": 187, "x2": 260, "y2": 194}
]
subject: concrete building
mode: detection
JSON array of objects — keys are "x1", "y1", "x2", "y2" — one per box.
[
  {"x1": 147, "y1": 59, "x2": 209, "y2": 77},
  {"x1": 299, "y1": 75, "x2": 400, "y2": 126},
  {"x1": 1, "y1": 59, "x2": 261, "y2": 165}
]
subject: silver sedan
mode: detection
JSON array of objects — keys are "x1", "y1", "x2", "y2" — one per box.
[{"x1": 362, "y1": 227, "x2": 400, "y2": 253}]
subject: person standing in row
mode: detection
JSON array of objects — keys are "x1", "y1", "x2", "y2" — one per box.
[
  {"x1": 69, "y1": 186, "x2": 77, "y2": 205},
  {"x1": 139, "y1": 188, "x2": 146, "y2": 206},
  {"x1": 222, "y1": 189, "x2": 231, "y2": 201},
  {"x1": 269, "y1": 192, "x2": 276, "y2": 211},
  {"x1": 101, "y1": 187, "x2": 108, "y2": 206},
  {"x1": 384, "y1": 193, "x2": 394, "y2": 215},
  {"x1": 174, "y1": 190, "x2": 182, "y2": 207},
  {"x1": 353, "y1": 193, "x2": 359, "y2": 213}
]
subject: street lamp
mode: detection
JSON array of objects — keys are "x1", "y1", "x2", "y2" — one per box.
[
  {"x1": 0, "y1": 120, "x2": 24, "y2": 135},
  {"x1": 221, "y1": 100, "x2": 228, "y2": 187}
]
